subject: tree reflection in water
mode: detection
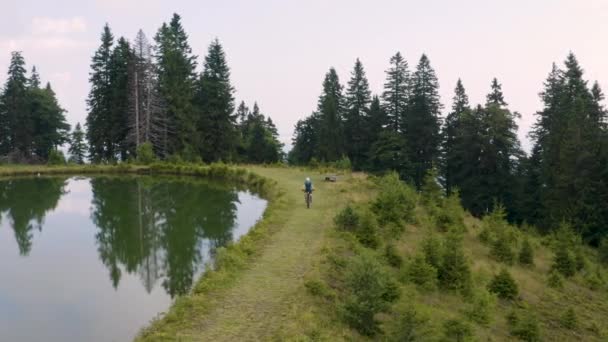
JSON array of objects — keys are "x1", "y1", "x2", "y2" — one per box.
[{"x1": 0, "y1": 175, "x2": 240, "y2": 297}]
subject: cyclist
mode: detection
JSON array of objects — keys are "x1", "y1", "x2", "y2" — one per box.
[{"x1": 303, "y1": 177, "x2": 314, "y2": 205}]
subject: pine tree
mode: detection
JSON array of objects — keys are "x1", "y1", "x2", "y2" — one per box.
[
  {"x1": 403, "y1": 54, "x2": 442, "y2": 188},
  {"x1": 289, "y1": 113, "x2": 319, "y2": 165},
  {"x1": 317, "y1": 68, "x2": 344, "y2": 161},
  {"x1": 29, "y1": 66, "x2": 41, "y2": 89},
  {"x1": 69, "y1": 123, "x2": 87, "y2": 164},
  {"x1": 443, "y1": 79, "x2": 470, "y2": 194},
  {"x1": 382, "y1": 52, "x2": 409, "y2": 132},
  {"x1": 154, "y1": 14, "x2": 197, "y2": 158},
  {"x1": 488, "y1": 268, "x2": 518, "y2": 300},
  {"x1": 30, "y1": 82, "x2": 70, "y2": 160},
  {"x1": 486, "y1": 78, "x2": 508, "y2": 106},
  {"x1": 86, "y1": 24, "x2": 114, "y2": 162},
  {"x1": 1, "y1": 52, "x2": 31, "y2": 159},
  {"x1": 344, "y1": 59, "x2": 372, "y2": 170},
  {"x1": 197, "y1": 39, "x2": 236, "y2": 162},
  {"x1": 519, "y1": 238, "x2": 534, "y2": 266},
  {"x1": 109, "y1": 37, "x2": 132, "y2": 160}
]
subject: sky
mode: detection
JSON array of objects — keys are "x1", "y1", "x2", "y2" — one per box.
[{"x1": 1, "y1": 0, "x2": 607, "y2": 152}]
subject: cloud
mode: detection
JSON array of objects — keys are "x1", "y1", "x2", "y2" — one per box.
[
  {"x1": 31, "y1": 17, "x2": 87, "y2": 35},
  {"x1": 0, "y1": 37, "x2": 94, "y2": 54}
]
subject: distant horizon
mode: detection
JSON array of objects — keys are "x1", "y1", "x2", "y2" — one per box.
[{"x1": 2, "y1": 0, "x2": 608, "y2": 153}]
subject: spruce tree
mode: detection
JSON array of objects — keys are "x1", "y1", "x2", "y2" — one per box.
[
  {"x1": 403, "y1": 54, "x2": 442, "y2": 188},
  {"x1": 443, "y1": 79, "x2": 470, "y2": 194},
  {"x1": 86, "y1": 24, "x2": 114, "y2": 162},
  {"x1": 109, "y1": 37, "x2": 132, "y2": 160},
  {"x1": 1, "y1": 52, "x2": 30, "y2": 159},
  {"x1": 344, "y1": 59, "x2": 372, "y2": 170},
  {"x1": 196, "y1": 39, "x2": 235, "y2": 162},
  {"x1": 154, "y1": 14, "x2": 197, "y2": 158},
  {"x1": 69, "y1": 123, "x2": 87, "y2": 164},
  {"x1": 30, "y1": 83, "x2": 70, "y2": 160},
  {"x1": 289, "y1": 113, "x2": 319, "y2": 165},
  {"x1": 382, "y1": 52, "x2": 409, "y2": 132},
  {"x1": 317, "y1": 68, "x2": 344, "y2": 161}
]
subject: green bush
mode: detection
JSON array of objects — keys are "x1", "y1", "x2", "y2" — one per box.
[
  {"x1": 438, "y1": 233, "x2": 472, "y2": 294},
  {"x1": 371, "y1": 172, "x2": 416, "y2": 226},
  {"x1": 422, "y1": 234, "x2": 443, "y2": 269},
  {"x1": 390, "y1": 306, "x2": 430, "y2": 342},
  {"x1": 519, "y1": 238, "x2": 534, "y2": 266},
  {"x1": 356, "y1": 210, "x2": 380, "y2": 248},
  {"x1": 442, "y1": 318, "x2": 473, "y2": 342},
  {"x1": 341, "y1": 252, "x2": 400, "y2": 336},
  {"x1": 508, "y1": 309, "x2": 541, "y2": 342},
  {"x1": 166, "y1": 153, "x2": 184, "y2": 164},
  {"x1": 334, "y1": 155, "x2": 352, "y2": 171},
  {"x1": 421, "y1": 167, "x2": 443, "y2": 208},
  {"x1": 334, "y1": 205, "x2": 360, "y2": 232},
  {"x1": 305, "y1": 279, "x2": 334, "y2": 299},
  {"x1": 553, "y1": 247, "x2": 577, "y2": 278},
  {"x1": 406, "y1": 255, "x2": 438, "y2": 290},
  {"x1": 583, "y1": 266, "x2": 605, "y2": 290},
  {"x1": 47, "y1": 149, "x2": 66, "y2": 165},
  {"x1": 488, "y1": 268, "x2": 518, "y2": 300},
  {"x1": 547, "y1": 269, "x2": 564, "y2": 289},
  {"x1": 384, "y1": 244, "x2": 403, "y2": 268},
  {"x1": 136, "y1": 142, "x2": 156, "y2": 165},
  {"x1": 435, "y1": 194, "x2": 466, "y2": 233},
  {"x1": 464, "y1": 288, "x2": 496, "y2": 325},
  {"x1": 491, "y1": 235, "x2": 515, "y2": 265},
  {"x1": 561, "y1": 307, "x2": 577, "y2": 330}
]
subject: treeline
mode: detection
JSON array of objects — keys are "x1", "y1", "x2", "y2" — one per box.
[
  {"x1": 290, "y1": 53, "x2": 608, "y2": 243},
  {"x1": 0, "y1": 52, "x2": 70, "y2": 163},
  {"x1": 85, "y1": 13, "x2": 283, "y2": 163}
]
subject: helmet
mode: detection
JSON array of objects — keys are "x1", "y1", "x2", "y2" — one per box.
[{"x1": 306, "y1": 177, "x2": 311, "y2": 182}]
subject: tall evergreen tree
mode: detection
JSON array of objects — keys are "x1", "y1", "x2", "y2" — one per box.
[
  {"x1": 443, "y1": 79, "x2": 470, "y2": 194},
  {"x1": 69, "y1": 123, "x2": 87, "y2": 164},
  {"x1": 404, "y1": 54, "x2": 442, "y2": 188},
  {"x1": 30, "y1": 82, "x2": 70, "y2": 160},
  {"x1": 109, "y1": 37, "x2": 132, "y2": 160},
  {"x1": 154, "y1": 14, "x2": 197, "y2": 158},
  {"x1": 86, "y1": 24, "x2": 114, "y2": 162},
  {"x1": 196, "y1": 39, "x2": 236, "y2": 162},
  {"x1": 289, "y1": 113, "x2": 319, "y2": 164},
  {"x1": 2, "y1": 52, "x2": 30, "y2": 158},
  {"x1": 344, "y1": 58, "x2": 372, "y2": 169},
  {"x1": 317, "y1": 68, "x2": 344, "y2": 161},
  {"x1": 382, "y1": 52, "x2": 409, "y2": 132}
]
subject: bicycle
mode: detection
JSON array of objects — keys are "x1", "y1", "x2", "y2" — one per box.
[{"x1": 304, "y1": 190, "x2": 313, "y2": 209}]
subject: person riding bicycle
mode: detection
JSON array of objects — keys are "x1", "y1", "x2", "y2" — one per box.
[{"x1": 303, "y1": 177, "x2": 314, "y2": 204}]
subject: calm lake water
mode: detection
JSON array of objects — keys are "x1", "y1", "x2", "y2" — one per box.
[{"x1": 0, "y1": 175, "x2": 267, "y2": 342}]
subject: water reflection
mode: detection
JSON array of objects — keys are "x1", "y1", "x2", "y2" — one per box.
[
  {"x1": 90, "y1": 176, "x2": 239, "y2": 297},
  {"x1": 0, "y1": 176, "x2": 259, "y2": 297},
  {"x1": 0, "y1": 177, "x2": 67, "y2": 255}
]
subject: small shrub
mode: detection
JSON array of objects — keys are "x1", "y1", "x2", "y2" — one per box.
[
  {"x1": 508, "y1": 309, "x2": 541, "y2": 342},
  {"x1": 305, "y1": 279, "x2": 334, "y2": 299},
  {"x1": 491, "y1": 235, "x2": 515, "y2": 265},
  {"x1": 553, "y1": 247, "x2": 577, "y2": 278},
  {"x1": 561, "y1": 307, "x2": 577, "y2": 330},
  {"x1": 438, "y1": 233, "x2": 472, "y2": 294},
  {"x1": 47, "y1": 149, "x2": 66, "y2": 165},
  {"x1": 437, "y1": 194, "x2": 466, "y2": 233},
  {"x1": 519, "y1": 238, "x2": 534, "y2": 266},
  {"x1": 422, "y1": 234, "x2": 443, "y2": 269},
  {"x1": 584, "y1": 266, "x2": 605, "y2": 290},
  {"x1": 334, "y1": 205, "x2": 360, "y2": 232},
  {"x1": 464, "y1": 288, "x2": 496, "y2": 325},
  {"x1": 547, "y1": 269, "x2": 564, "y2": 289},
  {"x1": 356, "y1": 210, "x2": 380, "y2": 248},
  {"x1": 334, "y1": 155, "x2": 352, "y2": 171},
  {"x1": 136, "y1": 142, "x2": 156, "y2": 165},
  {"x1": 341, "y1": 252, "x2": 400, "y2": 336},
  {"x1": 371, "y1": 172, "x2": 416, "y2": 226},
  {"x1": 442, "y1": 318, "x2": 473, "y2": 342},
  {"x1": 488, "y1": 268, "x2": 518, "y2": 300},
  {"x1": 575, "y1": 248, "x2": 587, "y2": 271},
  {"x1": 406, "y1": 255, "x2": 438, "y2": 290},
  {"x1": 166, "y1": 153, "x2": 184, "y2": 164},
  {"x1": 385, "y1": 244, "x2": 403, "y2": 268},
  {"x1": 421, "y1": 168, "x2": 443, "y2": 208},
  {"x1": 390, "y1": 306, "x2": 430, "y2": 342}
]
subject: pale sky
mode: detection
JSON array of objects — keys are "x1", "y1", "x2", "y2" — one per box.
[{"x1": 1, "y1": 0, "x2": 607, "y2": 152}]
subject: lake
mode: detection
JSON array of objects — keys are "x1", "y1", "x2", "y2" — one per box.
[{"x1": 0, "y1": 175, "x2": 267, "y2": 341}]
